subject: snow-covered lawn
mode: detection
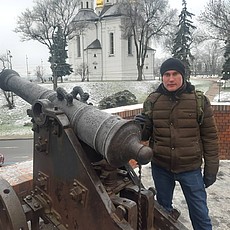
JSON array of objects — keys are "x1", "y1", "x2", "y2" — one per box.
[{"x1": 0, "y1": 77, "x2": 229, "y2": 137}]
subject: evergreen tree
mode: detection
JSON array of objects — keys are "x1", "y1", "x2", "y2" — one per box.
[
  {"x1": 49, "y1": 25, "x2": 73, "y2": 86},
  {"x1": 222, "y1": 38, "x2": 230, "y2": 80},
  {"x1": 172, "y1": 0, "x2": 196, "y2": 80}
]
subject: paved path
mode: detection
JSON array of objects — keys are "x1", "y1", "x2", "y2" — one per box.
[{"x1": 204, "y1": 78, "x2": 219, "y2": 102}]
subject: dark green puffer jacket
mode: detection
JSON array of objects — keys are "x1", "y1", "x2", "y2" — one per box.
[{"x1": 142, "y1": 81, "x2": 219, "y2": 175}]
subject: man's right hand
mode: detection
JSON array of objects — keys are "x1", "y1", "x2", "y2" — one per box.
[
  {"x1": 134, "y1": 113, "x2": 153, "y2": 141},
  {"x1": 134, "y1": 113, "x2": 149, "y2": 126}
]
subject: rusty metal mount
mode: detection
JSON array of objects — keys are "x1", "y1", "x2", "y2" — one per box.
[{"x1": 0, "y1": 178, "x2": 29, "y2": 230}]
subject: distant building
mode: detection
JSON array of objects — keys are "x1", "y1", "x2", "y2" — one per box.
[{"x1": 68, "y1": 0, "x2": 156, "y2": 81}]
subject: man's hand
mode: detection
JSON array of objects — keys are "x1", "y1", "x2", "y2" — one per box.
[
  {"x1": 134, "y1": 113, "x2": 153, "y2": 141},
  {"x1": 203, "y1": 174, "x2": 217, "y2": 188},
  {"x1": 134, "y1": 113, "x2": 149, "y2": 126}
]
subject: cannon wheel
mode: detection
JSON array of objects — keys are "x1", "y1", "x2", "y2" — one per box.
[{"x1": 0, "y1": 178, "x2": 29, "y2": 230}]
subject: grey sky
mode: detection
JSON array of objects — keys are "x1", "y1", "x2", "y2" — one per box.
[
  {"x1": 0, "y1": 0, "x2": 49, "y2": 76},
  {"x1": 0, "y1": 0, "x2": 209, "y2": 77},
  {"x1": 168, "y1": 0, "x2": 209, "y2": 15}
]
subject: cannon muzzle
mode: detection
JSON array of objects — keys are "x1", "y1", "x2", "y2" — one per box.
[{"x1": 0, "y1": 69, "x2": 153, "y2": 167}]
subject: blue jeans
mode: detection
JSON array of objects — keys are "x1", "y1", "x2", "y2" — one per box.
[{"x1": 151, "y1": 163, "x2": 212, "y2": 230}]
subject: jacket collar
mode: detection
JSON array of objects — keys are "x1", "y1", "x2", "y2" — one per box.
[{"x1": 156, "y1": 81, "x2": 195, "y2": 100}]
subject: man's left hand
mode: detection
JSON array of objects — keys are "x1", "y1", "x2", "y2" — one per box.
[{"x1": 203, "y1": 174, "x2": 216, "y2": 188}]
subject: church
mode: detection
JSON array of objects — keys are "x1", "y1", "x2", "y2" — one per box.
[{"x1": 68, "y1": 0, "x2": 156, "y2": 81}]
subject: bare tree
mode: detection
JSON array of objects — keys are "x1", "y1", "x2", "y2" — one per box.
[
  {"x1": 35, "y1": 65, "x2": 45, "y2": 83},
  {"x1": 120, "y1": 0, "x2": 177, "y2": 81},
  {"x1": 199, "y1": 0, "x2": 230, "y2": 41},
  {"x1": 76, "y1": 63, "x2": 89, "y2": 82},
  {"x1": 192, "y1": 40, "x2": 224, "y2": 76},
  {"x1": 0, "y1": 57, "x2": 15, "y2": 109},
  {"x1": 14, "y1": 0, "x2": 80, "y2": 90},
  {"x1": 199, "y1": 0, "x2": 230, "y2": 79}
]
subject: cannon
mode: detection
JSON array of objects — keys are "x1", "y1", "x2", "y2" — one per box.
[{"x1": 0, "y1": 69, "x2": 188, "y2": 230}]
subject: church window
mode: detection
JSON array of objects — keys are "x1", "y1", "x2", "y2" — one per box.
[
  {"x1": 76, "y1": 35, "x2": 81, "y2": 57},
  {"x1": 128, "y1": 35, "x2": 132, "y2": 55},
  {"x1": 109, "y1": 32, "x2": 114, "y2": 55}
]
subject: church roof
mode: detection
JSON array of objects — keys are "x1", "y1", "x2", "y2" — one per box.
[
  {"x1": 99, "y1": 4, "x2": 113, "y2": 17},
  {"x1": 147, "y1": 46, "x2": 156, "y2": 51},
  {"x1": 85, "y1": 39, "x2": 102, "y2": 50},
  {"x1": 72, "y1": 8, "x2": 99, "y2": 22},
  {"x1": 100, "y1": 3, "x2": 126, "y2": 18}
]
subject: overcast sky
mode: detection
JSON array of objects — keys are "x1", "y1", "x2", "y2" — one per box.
[{"x1": 0, "y1": 0, "x2": 209, "y2": 77}]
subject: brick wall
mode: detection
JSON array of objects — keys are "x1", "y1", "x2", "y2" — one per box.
[
  {"x1": 104, "y1": 103, "x2": 230, "y2": 160},
  {"x1": 212, "y1": 103, "x2": 230, "y2": 159}
]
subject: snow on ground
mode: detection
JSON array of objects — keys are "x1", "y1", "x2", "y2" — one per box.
[
  {"x1": 138, "y1": 160, "x2": 230, "y2": 230},
  {"x1": 1, "y1": 76, "x2": 227, "y2": 137}
]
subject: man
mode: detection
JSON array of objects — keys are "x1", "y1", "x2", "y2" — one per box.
[{"x1": 135, "y1": 58, "x2": 219, "y2": 230}]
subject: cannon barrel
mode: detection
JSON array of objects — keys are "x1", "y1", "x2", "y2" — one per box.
[{"x1": 0, "y1": 69, "x2": 153, "y2": 167}]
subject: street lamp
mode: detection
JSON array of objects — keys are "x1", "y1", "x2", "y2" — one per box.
[
  {"x1": 6, "y1": 50, "x2": 12, "y2": 69},
  {"x1": 217, "y1": 80, "x2": 223, "y2": 102}
]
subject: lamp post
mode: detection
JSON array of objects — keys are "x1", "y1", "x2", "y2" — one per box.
[
  {"x1": 26, "y1": 55, "x2": 29, "y2": 77},
  {"x1": 6, "y1": 50, "x2": 12, "y2": 69},
  {"x1": 217, "y1": 81, "x2": 223, "y2": 102},
  {"x1": 5, "y1": 50, "x2": 14, "y2": 107}
]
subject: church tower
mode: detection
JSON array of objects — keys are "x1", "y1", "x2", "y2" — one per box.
[
  {"x1": 80, "y1": 0, "x2": 94, "y2": 9},
  {"x1": 96, "y1": 0, "x2": 104, "y2": 7},
  {"x1": 95, "y1": 0, "x2": 104, "y2": 15}
]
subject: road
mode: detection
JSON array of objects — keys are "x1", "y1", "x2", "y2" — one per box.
[{"x1": 0, "y1": 138, "x2": 33, "y2": 166}]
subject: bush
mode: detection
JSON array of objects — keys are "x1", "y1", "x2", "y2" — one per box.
[{"x1": 98, "y1": 90, "x2": 138, "y2": 109}]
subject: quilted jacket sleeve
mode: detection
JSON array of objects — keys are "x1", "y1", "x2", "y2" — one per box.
[{"x1": 200, "y1": 96, "x2": 219, "y2": 177}]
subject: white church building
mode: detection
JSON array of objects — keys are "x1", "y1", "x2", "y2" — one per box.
[{"x1": 68, "y1": 0, "x2": 156, "y2": 81}]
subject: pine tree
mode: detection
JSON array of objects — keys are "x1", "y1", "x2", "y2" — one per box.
[
  {"x1": 172, "y1": 0, "x2": 196, "y2": 80},
  {"x1": 222, "y1": 39, "x2": 230, "y2": 80},
  {"x1": 49, "y1": 25, "x2": 73, "y2": 86}
]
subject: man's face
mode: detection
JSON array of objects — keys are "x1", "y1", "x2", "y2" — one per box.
[{"x1": 162, "y1": 70, "x2": 183, "y2": 91}]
